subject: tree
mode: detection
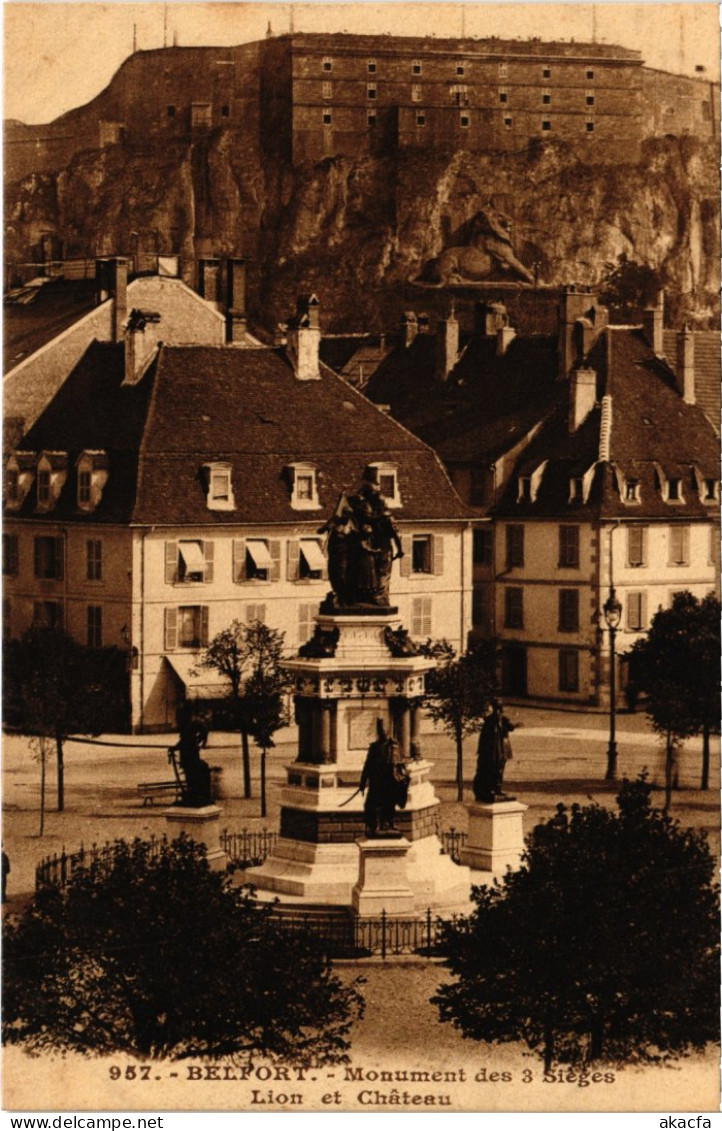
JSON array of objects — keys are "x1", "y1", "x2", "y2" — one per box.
[
  {"x1": 3, "y1": 834, "x2": 363, "y2": 1061},
  {"x1": 420, "y1": 639, "x2": 497, "y2": 801},
  {"x1": 242, "y1": 623, "x2": 294, "y2": 819},
  {"x1": 625, "y1": 591, "x2": 721, "y2": 804},
  {"x1": 3, "y1": 627, "x2": 127, "y2": 828},
  {"x1": 197, "y1": 620, "x2": 292, "y2": 813},
  {"x1": 433, "y1": 778, "x2": 719, "y2": 1071},
  {"x1": 598, "y1": 254, "x2": 663, "y2": 323}
]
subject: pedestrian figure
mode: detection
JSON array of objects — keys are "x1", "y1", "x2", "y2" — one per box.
[
  {"x1": 360, "y1": 719, "x2": 409, "y2": 836},
  {"x1": 2, "y1": 850, "x2": 10, "y2": 903},
  {"x1": 473, "y1": 698, "x2": 517, "y2": 803}
]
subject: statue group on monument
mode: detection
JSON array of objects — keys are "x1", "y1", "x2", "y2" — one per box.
[{"x1": 320, "y1": 478, "x2": 404, "y2": 610}]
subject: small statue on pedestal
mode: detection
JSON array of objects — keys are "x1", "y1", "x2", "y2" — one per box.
[
  {"x1": 169, "y1": 708, "x2": 212, "y2": 807},
  {"x1": 472, "y1": 698, "x2": 517, "y2": 804},
  {"x1": 359, "y1": 719, "x2": 410, "y2": 837}
]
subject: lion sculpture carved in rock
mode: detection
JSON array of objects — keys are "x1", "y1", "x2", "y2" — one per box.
[{"x1": 423, "y1": 205, "x2": 535, "y2": 286}]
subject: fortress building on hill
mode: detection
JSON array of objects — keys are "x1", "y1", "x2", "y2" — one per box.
[{"x1": 5, "y1": 33, "x2": 719, "y2": 181}]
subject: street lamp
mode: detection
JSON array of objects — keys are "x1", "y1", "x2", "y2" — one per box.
[{"x1": 602, "y1": 587, "x2": 622, "y2": 781}]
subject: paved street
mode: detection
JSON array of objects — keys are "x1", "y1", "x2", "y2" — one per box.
[{"x1": 3, "y1": 705, "x2": 719, "y2": 900}]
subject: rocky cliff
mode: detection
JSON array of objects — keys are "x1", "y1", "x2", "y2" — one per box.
[{"x1": 5, "y1": 131, "x2": 719, "y2": 330}]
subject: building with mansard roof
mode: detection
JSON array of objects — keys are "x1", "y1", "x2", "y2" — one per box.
[
  {"x1": 3, "y1": 295, "x2": 473, "y2": 731},
  {"x1": 363, "y1": 290, "x2": 720, "y2": 705}
]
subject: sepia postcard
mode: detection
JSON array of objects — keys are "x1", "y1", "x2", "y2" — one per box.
[{"x1": 2, "y1": 0, "x2": 720, "y2": 1116}]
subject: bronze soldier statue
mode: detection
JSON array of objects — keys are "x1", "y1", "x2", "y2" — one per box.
[
  {"x1": 169, "y1": 707, "x2": 212, "y2": 807},
  {"x1": 472, "y1": 698, "x2": 517, "y2": 804},
  {"x1": 359, "y1": 719, "x2": 410, "y2": 837}
]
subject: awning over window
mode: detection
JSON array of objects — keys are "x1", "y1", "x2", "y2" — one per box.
[
  {"x1": 300, "y1": 540, "x2": 326, "y2": 571},
  {"x1": 165, "y1": 655, "x2": 228, "y2": 700},
  {"x1": 179, "y1": 541, "x2": 205, "y2": 572},
  {"x1": 246, "y1": 540, "x2": 273, "y2": 569}
]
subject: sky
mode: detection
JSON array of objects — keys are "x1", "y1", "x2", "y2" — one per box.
[{"x1": 3, "y1": 1, "x2": 720, "y2": 124}]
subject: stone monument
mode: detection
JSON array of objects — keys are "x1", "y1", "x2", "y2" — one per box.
[
  {"x1": 165, "y1": 709, "x2": 227, "y2": 870},
  {"x1": 459, "y1": 699, "x2": 527, "y2": 876},
  {"x1": 247, "y1": 477, "x2": 471, "y2": 913}
]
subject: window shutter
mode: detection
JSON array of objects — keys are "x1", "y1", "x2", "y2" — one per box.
[
  {"x1": 422, "y1": 597, "x2": 432, "y2": 636},
  {"x1": 411, "y1": 597, "x2": 422, "y2": 636},
  {"x1": 203, "y1": 541, "x2": 214, "y2": 584},
  {"x1": 431, "y1": 534, "x2": 444, "y2": 576},
  {"x1": 399, "y1": 535, "x2": 412, "y2": 577},
  {"x1": 682, "y1": 526, "x2": 690, "y2": 564},
  {"x1": 34, "y1": 539, "x2": 41, "y2": 578},
  {"x1": 626, "y1": 593, "x2": 639, "y2": 631},
  {"x1": 269, "y1": 540, "x2": 281, "y2": 582},
  {"x1": 165, "y1": 541, "x2": 177, "y2": 584},
  {"x1": 640, "y1": 591, "x2": 647, "y2": 629},
  {"x1": 164, "y1": 607, "x2": 177, "y2": 651},
  {"x1": 200, "y1": 606, "x2": 209, "y2": 647},
  {"x1": 287, "y1": 539, "x2": 300, "y2": 581},
  {"x1": 233, "y1": 539, "x2": 246, "y2": 583},
  {"x1": 54, "y1": 536, "x2": 64, "y2": 580}
]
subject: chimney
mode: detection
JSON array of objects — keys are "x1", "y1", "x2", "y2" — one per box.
[
  {"x1": 568, "y1": 367, "x2": 597, "y2": 432},
  {"x1": 401, "y1": 311, "x2": 418, "y2": 348},
  {"x1": 558, "y1": 284, "x2": 600, "y2": 378},
  {"x1": 496, "y1": 324, "x2": 516, "y2": 356},
  {"x1": 95, "y1": 257, "x2": 128, "y2": 343},
  {"x1": 122, "y1": 309, "x2": 161, "y2": 385},
  {"x1": 642, "y1": 290, "x2": 664, "y2": 355},
  {"x1": 435, "y1": 311, "x2": 459, "y2": 380},
  {"x1": 286, "y1": 294, "x2": 321, "y2": 380},
  {"x1": 225, "y1": 257, "x2": 247, "y2": 343},
  {"x1": 475, "y1": 300, "x2": 508, "y2": 336},
  {"x1": 197, "y1": 258, "x2": 221, "y2": 305},
  {"x1": 676, "y1": 326, "x2": 695, "y2": 404}
]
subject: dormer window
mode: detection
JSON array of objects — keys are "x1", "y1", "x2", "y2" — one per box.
[
  {"x1": 76, "y1": 451, "x2": 109, "y2": 512},
  {"x1": 4, "y1": 453, "x2": 36, "y2": 511},
  {"x1": 569, "y1": 477, "x2": 584, "y2": 502},
  {"x1": 518, "y1": 462, "x2": 547, "y2": 504},
  {"x1": 6, "y1": 469, "x2": 19, "y2": 505},
  {"x1": 624, "y1": 478, "x2": 641, "y2": 504},
  {"x1": 322, "y1": 57, "x2": 333, "y2": 72},
  {"x1": 38, "y1": 470, "x2": 51, "y2": 505},
  {"x1": 366, "y1": 462, "x2": 401, "y2": 507},
  {"x1": 367, "y1": 59, "x2": 377, "y2": 73},
  {"x1": 654, "y1": 462, "x2": 685, "y2": 504},
  {"x1": 692, "y1": 466, "x2": 718, "y2": 505},
  {"x1": 412, "y1": 59, "x2": 422, "y2": 75},
  {"x1": 286, "y1": 463, "x2": 320, "y2": 510},
  {"x1": 203, "y1": 462, "x2": 235, "y2": 511},
  {"x1": 36, "y1": 453, "x2": 67, "y2": 512}
]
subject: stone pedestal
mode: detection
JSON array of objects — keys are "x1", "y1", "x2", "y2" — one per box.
[
  {"x1": 459, "y1": 800, "x2": 527, "y2": 877},
  {"x1": 164, "y1": 804, "x2": 227, "y2": 870},
  {"x1": 247, "y1": 609, "x2": 472, "y2": 912},
  {"x1": 352, "y1": 838, "x2": 415, "y2": 917}
]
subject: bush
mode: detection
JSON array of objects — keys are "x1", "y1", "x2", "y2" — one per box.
[
  {"x1": 3, "y1": 835, "x2": 363, "y2": 1061},
  {"x1": 433, "y1": 778, "x2": 719, "y2": 1069}
]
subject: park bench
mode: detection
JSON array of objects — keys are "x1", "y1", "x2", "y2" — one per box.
[{"x1": 137, "y1": 779, "x2": 184, "y2": 806}]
